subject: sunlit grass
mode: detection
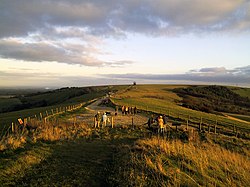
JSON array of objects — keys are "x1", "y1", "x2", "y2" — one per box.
[
  {"x1": 111, "y1": 85, "x2": 250, "y2": 130},
  {"x1": 114, "y1": 136, "x2": 250, "y2": 186}
]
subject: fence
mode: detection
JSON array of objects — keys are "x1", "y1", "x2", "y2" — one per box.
[
  {"x1": 0, "y1": 102, "x2": 85, "y2": 139},
  {"x1": 113, "y1": 103, "x2": 250, "y2": 138}
]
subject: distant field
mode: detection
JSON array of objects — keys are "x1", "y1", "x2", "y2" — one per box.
[
  {"x1": 111, "y1": 84, "x2": 250, "y2": 131},
  {"x1": 231, "y1": 87, "x2": 250, "y2": 98}
]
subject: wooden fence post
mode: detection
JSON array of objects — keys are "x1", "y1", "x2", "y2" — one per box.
[
  {"x1": 94, "y1": 117, "x2": 96, "y2": 128},
  {"x1": 51, "y1": 109, "x2": 54, "y2": 115},
  {"x1": 40, "y1": 113, "x2": 43, "y2": 120},
  {"x1": 73, "y1": 117, "x2": 76, "y2": 126},
  {"x1": 199, "y1": 117, "x2": 202, "y2": 131},
  {"x1": 186, "y1": 119, "x2": 189, "y2": 130},
  {"x1": 46, "y1": 110, "x2": 49, "y2": 117},
  {"x1": 208, "y1": 125, "x2": 211, "y2": 133},
  {"x1": 11, "y1": 122, "x2": 14, "y2": 133},
  {"x1": 132, "y1": 117, "x2": 134, "y2": 129},
  {"x1": 111, "y1": 117, "x2": 114, "y2": 128}
]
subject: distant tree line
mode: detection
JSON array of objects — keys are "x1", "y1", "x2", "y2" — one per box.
[
  {"x1": 0, "y1": 86, "x2": 113, "y2": 113},
  {"x1": 174, "y1": 85, "x2": 250, "y2": 115}
]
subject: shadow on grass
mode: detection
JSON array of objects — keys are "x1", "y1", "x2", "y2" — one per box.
[{"x1": 13, "y1": 129, "x2": 139, "y2": 187}]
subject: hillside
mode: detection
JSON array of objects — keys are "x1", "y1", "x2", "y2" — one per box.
[
  {"x1": 0, "y1": 94, "x2": 249, "y2": 186},
  {"x1": 174, "y1": 85, "x2": 250, "y2": 115},
  {"x1": 0, "y1": 86, "x2": 123, "y2": 114},
  {"x1": 111, "y1": 84, "x2": 250, "y2": 133}
]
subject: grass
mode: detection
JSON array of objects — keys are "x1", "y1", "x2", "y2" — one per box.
[
  {"x1": 111, "y1": 85, "x2": 250, "y2": 132},
  {"x1": 112, "y1": 135, "x2": 250, "y2": 186},
  {"x1": 1, "y1": 84, "x2": 250, "y2": 186},
  {"x1": 1, "y1": 94, "x2": 250, "y2": 186},
  {"x1": 231, "y1": 87, "x2": 250, "y2": 98},
  {"x1": 0, "y1": 113, "x2": 146, "y2": 186}
]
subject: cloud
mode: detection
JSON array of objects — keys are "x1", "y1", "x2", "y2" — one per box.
[
  {"x1": 1, "y1": 66, "x2": 249, "y2": 88},
  {"x1": 0, "y1": 0, "x2": 249, "y2": 38},
  {"x1": 0, "y1": 38, "x2": 135, "y2": 66},
  {"x1": 0, "y1": 70, "x2": 129, "y2": 88},
  {"x1": 0, "y1": 0, "x2": 249, "y2": 66},
  {"x1": 189, "y1": 67, "x2": 228, "y2": 74},
  {"x1": 102, "y1": 66, "x2": 250, "y2": 86}
]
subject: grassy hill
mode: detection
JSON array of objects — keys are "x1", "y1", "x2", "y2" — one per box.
[
  {"x1": 173, "y1": 85, "x2": 250, "y2": 115},
  {"x1": 0, "y1": 85, "x2": 127, "y2": 127},
  {"x1": 111, "y1": 84, "x2": 250, "y2": 132},
  {"x1": 0, "y1": 84, "x2": 250, "y2": 186},
  {"x1": 0, "y1": 102, "x2": 249, "y2": 186},
  {"x1": 0, "y1": 86, "x2": 117, "y2": 113}
]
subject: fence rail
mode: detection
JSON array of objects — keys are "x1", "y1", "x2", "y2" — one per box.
[
  {"x1": 0, "y1": 102, "x2": 85, "y2": 139},
  {"x1": 113, "y1": 102, "x2": 250, "y2": 138}
]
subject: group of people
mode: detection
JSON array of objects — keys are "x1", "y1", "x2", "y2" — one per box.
[
  {"x1": 121, "y1": 106, "x2": 137, "y2": 115},
  {"x1": 94, "y1": 111, "x2": 109, "y2": 128},
  {"x1": 147, "y1": 114, "x2": 168, "y2": 134}
]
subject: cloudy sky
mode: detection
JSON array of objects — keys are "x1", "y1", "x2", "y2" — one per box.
[{"x1": 0, "y1": 0, "x2": 250, "y2": 88}]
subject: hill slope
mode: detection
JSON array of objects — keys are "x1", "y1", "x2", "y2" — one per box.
[{"x1": 174, "y1": 85, "x2": 250, "y2": 115}]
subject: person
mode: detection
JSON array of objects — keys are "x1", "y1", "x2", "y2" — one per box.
[
  {"x1": 102, "y1": 112, "x2": 108, "y2": 128},
  {"x1": 94, "y1": 111, "x2": 101, "y2": 128},
  {"x1": 163, "y1": 114, "x2": 168, "y2": 125},
  {"x1": 157, "y1": 115, "x2": 164, "y2": 135},
  {"x1": 131, "y1": 107, "x2": 134, "y2": 115},
  {"x1": 122, "y1": 106, "x2": 125, "y2": 115},
  {"x1": 134, "y1": 106, "x2": 137, "y2": 114},
  {"x1": 125, "y1": 106, "x2": 129, "y2": 115},
  {"x1": 115, "y1": 106, "x2": 118, "y2": 116},
  {"x1": 147, "y1": 115, "x2": 154, "y2": 130}
]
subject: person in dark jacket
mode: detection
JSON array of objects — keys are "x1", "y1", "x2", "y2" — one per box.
[
  {"x1": 163, "y1": 114, "x2": 168, "y2": 125},
  {"x1": 147, "y1": 115, "x2": 155, "y2": 130}
]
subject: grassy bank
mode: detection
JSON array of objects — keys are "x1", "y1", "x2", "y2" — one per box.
[
  {"x1": 111, "y1": 85, "x2": 250, "y2": 131},
  {"x1": 112, "y1": 134, "x2": 250, "y2": 186}
]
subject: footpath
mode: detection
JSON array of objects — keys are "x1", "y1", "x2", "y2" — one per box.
[{"x1": 3, "y1": 98, "x2": 148, "y2": 186}]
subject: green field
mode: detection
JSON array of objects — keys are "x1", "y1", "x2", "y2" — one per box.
[
  {"x1": 111, "y1": 85, "x2": 250, "y2": 131},
  {"x1": 231, "y1": 87, "x2": 250, "y2": 98}
]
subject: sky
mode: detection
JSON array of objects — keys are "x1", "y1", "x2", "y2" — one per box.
[{"x1": 0, "y1": 0, "x2": 250, "y2": 88}]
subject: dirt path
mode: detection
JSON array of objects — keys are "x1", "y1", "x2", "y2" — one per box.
[
  {"x1": 224, "y1": 114, "x2": 250, "y2": 125},
  {"x1": 11, "y1": 98, "x2": 149, "y2": 186}
]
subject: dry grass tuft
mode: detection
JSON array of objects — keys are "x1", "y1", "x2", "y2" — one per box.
[
  {"x1": 0, "y1": 121, "x2": 91, "y2": 152},
  {"x1": 117, "y1": 137, "x2": 250, "y2": 186}
]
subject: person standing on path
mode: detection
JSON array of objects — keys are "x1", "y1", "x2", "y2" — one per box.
[
  {"x1": 94, "y1": 111, "x2": 101, "y2": 128},
  {"x1": 157, "y1": 115, "x2": 164, "y2": 135},
  {"x1": 102, "y1": 113, "x2": 108, "y2": 128}
]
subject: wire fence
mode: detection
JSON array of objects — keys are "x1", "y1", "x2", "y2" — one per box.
[{"x1": 0, "y1": 102, "x2": 85, "y2": 139}]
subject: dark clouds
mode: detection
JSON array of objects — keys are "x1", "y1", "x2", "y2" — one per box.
[
  {"x1": 0, "y1": 0, "x2": 250, "y2": 66},
  {"x1": 102, "y1": 66, "x2": 250, "y2": 86},
  {"x1": 1, "y1": 66, "x2": 249, "y2": 87},
  {"x1": 1, "y1": 0, "x2": 249, "y2": 38}
]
